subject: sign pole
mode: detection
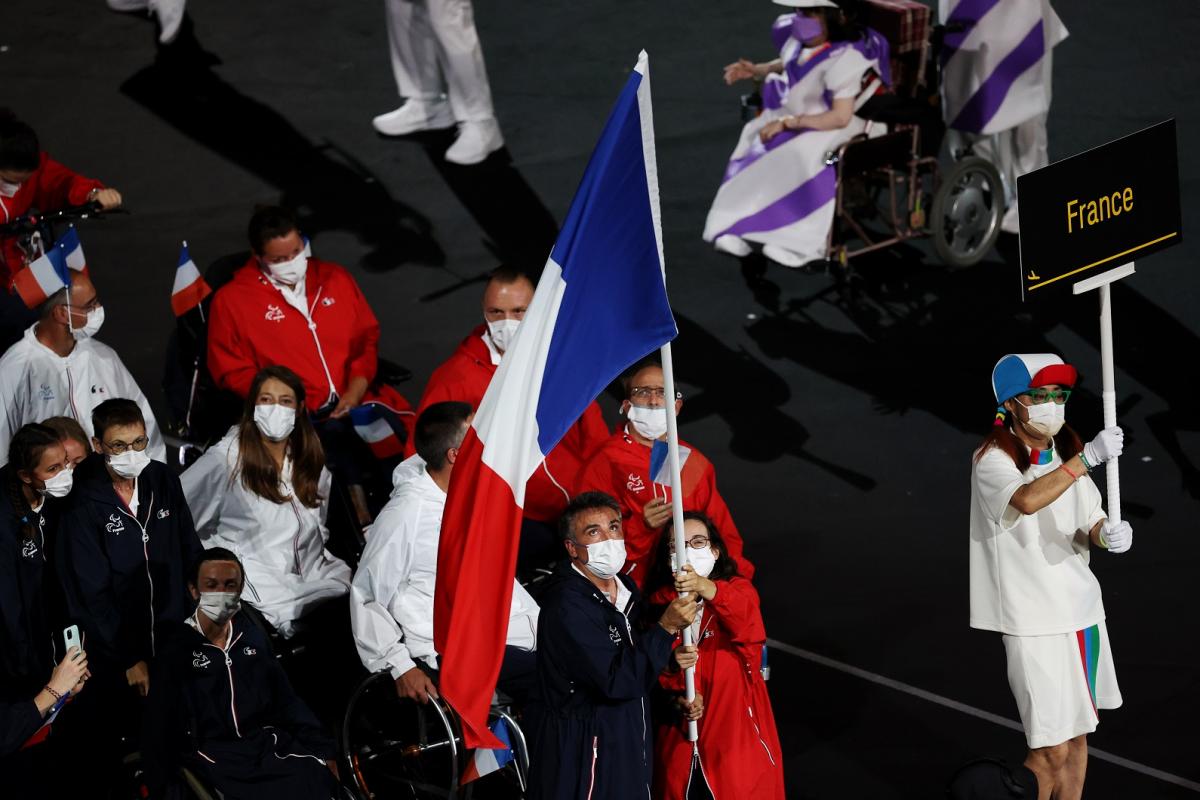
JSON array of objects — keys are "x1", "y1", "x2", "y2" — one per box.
[
  {"x1": 659, "y1": 341, "x2": 699, "y2": 743},
  {"x1": 1097, "y1": 281, "x2": 1122, "y2": 524}
]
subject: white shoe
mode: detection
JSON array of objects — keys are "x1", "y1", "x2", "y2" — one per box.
[
  {"x1": 149, "y1": 0, "x2": 185, "y2": 43},
  {"x1": 444, "y1": 119, "x2": 504, "y2": 165},
  {"x1": 372, "y1": 100, "x2": 454, "y2": 137},
  {"x1": 714, "y1": 234, "x2": 752, "y2": 257},
  {"x1": 762, "y1": 244, "x2": 807, "y2": 268},
  {"x1": 1001, "y1": 202, "x2": 1020, "y2": 234}
]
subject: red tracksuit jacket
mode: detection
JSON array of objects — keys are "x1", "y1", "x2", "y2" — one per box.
[
  {"x1": 575, "y1": 429, "x2": 753, "y2": 588},
  {"x1": 649, "y1": 577, "x2": 785, "y2": 800},
  {"x1": 0, "y1": 153, "x2": 103, "y2": 283},
  {"x1": 206, "y1": 257, "x2": 411, "y2": 417},
  {"x1": 414, "y1": 324, "x2": 610, "y2": 522}
]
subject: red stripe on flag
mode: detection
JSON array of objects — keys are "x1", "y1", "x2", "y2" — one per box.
[
  {"x1": 434, "y1": 428, "x2": 524, "y2": 750},
  {"x1": 171, "y1": 279, "x2": 212, "y2": 317}
]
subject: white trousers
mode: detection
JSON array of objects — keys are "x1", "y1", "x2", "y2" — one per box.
[{"x1": 383, "y1": 0, "x2": 495, "y2": 122}]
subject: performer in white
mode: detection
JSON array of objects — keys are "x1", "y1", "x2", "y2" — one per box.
[
  {"x1": 939, "y1": 0, "x2": 1067, "y2": 233},
  {"x1": 703, "y1": 0, "x2": 887, "y2": 269},
  {"x1": 971, "y1": 353, "x2": 1131, "y2": 800},
  {"x1": 372, "y1": 0, "x2": 504, "y2": 165}
]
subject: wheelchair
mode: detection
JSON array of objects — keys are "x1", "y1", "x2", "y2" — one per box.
[{"x1": 341, "y1": 671, "x2": 531, "y2": 800}]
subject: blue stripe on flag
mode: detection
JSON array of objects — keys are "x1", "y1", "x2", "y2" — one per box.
[{"x1": 534, "y1": 67, "x2": 678, "y2": 454}]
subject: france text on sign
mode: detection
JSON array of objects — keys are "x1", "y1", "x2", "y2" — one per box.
[{"x1": 1016, "y1": 119, "x2": 1182, "y2": 301}]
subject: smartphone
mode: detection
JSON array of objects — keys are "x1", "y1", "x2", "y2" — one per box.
[{"x1": 63, "y1": 624, "x2": 80, "y2": 657}]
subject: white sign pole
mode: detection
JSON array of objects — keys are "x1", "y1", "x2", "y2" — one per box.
[{"x1": 659, "y1": 341, "x2": 698, "y2": 743}]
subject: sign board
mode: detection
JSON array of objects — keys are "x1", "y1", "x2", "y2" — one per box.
[{"x1": 1016, "y1": 119, "x2": 1182, "y2": 301}]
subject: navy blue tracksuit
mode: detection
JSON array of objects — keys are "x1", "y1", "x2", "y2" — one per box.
[{"x1": 528, "y1": 562, "x2": 675, "y2": 800}]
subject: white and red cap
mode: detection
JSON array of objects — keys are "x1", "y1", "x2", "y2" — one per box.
[{"x1": 991, "y1": 353, "x2": 1078, "y2": 404}]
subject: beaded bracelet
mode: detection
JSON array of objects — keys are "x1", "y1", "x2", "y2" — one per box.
[{"x1": 44, "y1": 685, "x2": 62, "y2": 701}]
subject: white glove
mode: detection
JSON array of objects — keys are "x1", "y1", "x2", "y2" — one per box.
[
  {"x1": 1101, "y1": 520, "x2": 1133, "y2": 553},
  {"x1": 1083, "y1": 426, "x2": 1124, "y2": 467}
]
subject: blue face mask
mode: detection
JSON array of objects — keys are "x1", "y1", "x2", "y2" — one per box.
[{"x1": 792, "y1": 13, "x2": 825, "y2": 44}]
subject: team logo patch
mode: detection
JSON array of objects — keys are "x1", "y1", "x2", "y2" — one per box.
[
  {"x1": 21, "y1": 539, "x2": 38, "y2": 559},
  {"x1": 192, "y1": 651, "x2": 211, "y2": 669},
  {"x1": 626, "y1": 473, "x2": 645, "y2": 493},
  {"x1": 265, "y1": 304, "x2": 285, "y2": 322},
  {"x1": 90, "y1": 384, "x2": 106, "y2": 395},
  {"x1": 157, "y1": 508, "x2": 171, "y2": 519},
  {"x1": 320, "y1": 296, "x2": 335, "y2": 307},
  {"x1": 242, "y1": 646, "x2": 257, "y2": 656},
  {"x1": 105, "y1": 514, "x2": 124, "y2": 535},
  {"x1": 37, "y1": 384, "x2": 54, "y2": 401},
  {"x1": 608, "y1": 624, "x2": 623, "y2": 644}
]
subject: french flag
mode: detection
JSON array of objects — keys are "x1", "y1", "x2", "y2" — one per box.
[
  {"x1": 460, "y1": 717, "x2": 516, "y2": 784},
  {"x1": 348, "y1": 402, "x2": 406, "y2": 459},
  {"x1": 434, "y1": 51, "x2": 678, "y2": 749},
  {"x1": 58, "y1": 226, "x2": 87, "y2": 273},
  {"x1": 171, "y1": 242, "x2": 212, "y2": 317},
  {"x1": 12, "y1": 247, "x2": 70, "y2": 309}
]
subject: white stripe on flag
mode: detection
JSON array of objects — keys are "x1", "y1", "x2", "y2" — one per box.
[
  {"x1": 173, "y1": 259, "x2": 204, "y2": 295},
  {"x1": 29, "y1": 256, "x2": 66, "y2": 296},
  {"x1": 354, "y1": 417, "x2": 394, "y2": 445}
]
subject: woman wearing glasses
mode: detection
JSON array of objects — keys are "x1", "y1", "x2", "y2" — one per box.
[
  {"x1": 645, "y1": 512, "x2": 784, "y2": 800},
  {"x1": 970, "y1": 354, "x2": 1131, "y2": 800}
]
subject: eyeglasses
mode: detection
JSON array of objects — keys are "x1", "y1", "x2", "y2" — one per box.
[
  {"x1": 72, "y1": 297, "x2": 102, "y2": 313},
  {"x1": 103, "y1": 436, "x2": 149, "y2": 454},
  {"x1": 630, "y1": 387, "x2": 683, "y2": 401},
  {"x1": 1023, "y1": 388, "x2": 1072, "y2": 405},
  {"x1": 671, "y1": 536, "x2": 711, "y2": 551}
]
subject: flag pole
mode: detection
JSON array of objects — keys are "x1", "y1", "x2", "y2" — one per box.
[{"x1": 659, "y1": 341, "x2": 699, "y2": 743}]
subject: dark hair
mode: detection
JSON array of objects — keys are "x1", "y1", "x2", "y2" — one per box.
[
  {"x1": 92, "y1": 398, "x2": 146, "y2": 442},
  {"x1": 0, "y1": 108, "x2": 40, "y2": 173},
  {"x1": 487, "y1": 264, "x2": 533, "y2": 289},
  {"x1": 415, "y1": 402, "x2": 471, "y2": 471},
  {"x1": 190, "y1": 546, "x2": 245, "y2": 587},
  {"x1": 649, "y1": 512, "x2": 739, "y2": 593},
  {"x1": 41, "y1": 415, "x2": 89, "y2": 450},
  {"x1": 558, "y1": 491, "x2": 621, "y2": 542},
  {"x1": 237, "y1": 366, "x2": 325, "y2": 508},
  {"x1": 620, "y1": 355, "x2": 663, "y2": 398},
  {"x1": 5, "y1": 424, "x2": 64, "y2": 542},
  {"x1": 974, "y1": 407, "x2": 1083, "y2": 473},
  {"x1": 247, "y1": 205, "x2": 300, "y2": 254}
]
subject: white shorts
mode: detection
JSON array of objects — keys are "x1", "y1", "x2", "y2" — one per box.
[{"x1": 1003, "y1": 621, "x2": 1122, "y2": 749}]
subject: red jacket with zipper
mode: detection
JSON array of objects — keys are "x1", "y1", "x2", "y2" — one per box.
[
  {"x1": 413, "y1": 324, "x2": 610, "y2": 522},
  {"x1": 206, "y1": 256, "x2": 411, "y2": 420}
]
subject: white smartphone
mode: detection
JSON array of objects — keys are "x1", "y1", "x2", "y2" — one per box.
[{"x1": 63, "y1": 624, "x2": 81, "y2": 657}]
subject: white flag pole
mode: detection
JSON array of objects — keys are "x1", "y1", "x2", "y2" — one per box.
[
  {"x1": 659, "y1": 341, "x2": 698, "y2": 743},
  {"x1": 1098, "y1": 282, "x2": 1121, "y2": 524}
]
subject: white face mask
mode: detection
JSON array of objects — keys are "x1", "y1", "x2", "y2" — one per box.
[
  {"x1": 682, "y1": 545, "x2": 717, "y2": 578},
  {"x1": 627, "y1": 404, "x2": 668, "y2": 441},
  {"x1": 198, "y1": 591, "x2": 242, "y2": 625},
  {"x1": 254, "y1": 403, "x2": 296, "y2": 442},
  {"x1": 1024, "y1": 402, "x2": 1065, "y2": 438},
  {"x1": 40, "y1": 467, "x2": 75, "y2": 498},
  {"x1": 486, "y1": 317, "x2": 521, "y2": 354},
  {"x1": 69, "y1": 305, "x2": 105, "y2": 340},
  {"x1": 581, "y1": 538, "x2": 627, "y2": 580},
  {"x1": 0, "y1": 179, "x2": 21, "y2": 198},
  {"x1": 264, "y1": 252, "x2": 307, "y2": 286},
  {"x1": 108, "y1": 448, "x2": 151, "y2": 479}
]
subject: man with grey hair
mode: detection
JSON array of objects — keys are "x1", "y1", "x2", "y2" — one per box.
[{"x1": 0, "y1": 269, "x2": 164, "y2": 466}]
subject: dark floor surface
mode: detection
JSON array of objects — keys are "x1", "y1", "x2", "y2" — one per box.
[{"x1": 3, "y1": 0, "x2": 1199, "y2": 797}]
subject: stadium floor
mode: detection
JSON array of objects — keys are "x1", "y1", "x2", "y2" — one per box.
[{"x1": 5, "y1": 1, "x2": 1199, "y2": 797}]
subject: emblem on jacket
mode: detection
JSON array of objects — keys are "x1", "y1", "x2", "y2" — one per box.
[
  {"x1": 265, "y1": 304, "x2": 286, "y2": 322},
  {"x1": 37, "y1": 383, "x2": 54, "y2": 401},
  {"x1": 608, "y1": 624, "x2": 623, "y2": 644},
  {"x1": 243, "y1": 646, "x2": 257, "y2": 656},
  {"x1": 105, "y1": 514, "x2": 125, "y2": 535},
  {"x1": 320, "y1": 297, "x2": 335, "y2": 307},
  {"x1": 21, "y1": 539, "x2": 38, "y2": 559},
  {"x1": 157, "y1": 509, "x2": 171, "y2": 519},
  {"x1": 90, "y1": 384, "x2": 107, "y2": 395},
  {"x1": 192, "y1": 651, "x2": 211, "y2": 669},
  {"x1": 626, "y1": 473, "x2": 645, "y2": 493}
]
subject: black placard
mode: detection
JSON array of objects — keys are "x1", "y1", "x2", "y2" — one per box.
[{"x1": 1017, "y1": 119, "x2": 1182, "y2": 301}]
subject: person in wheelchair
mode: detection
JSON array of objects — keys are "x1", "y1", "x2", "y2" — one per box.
[
  {"x1": 351, "y1": 401, "x2": 540, "y2": 705},
  {"x1": 205, "y1": 205, "x2": 415, "y2": 512},
  {"x1": 142, "y1": 547, "x2": 342, "y2": 800},
  {"x1": 181, "y1": 366, "x2": 352, "y2": 640},
  {"x1": 703, "y1": 0, "x2": 889, "y2": 269}
]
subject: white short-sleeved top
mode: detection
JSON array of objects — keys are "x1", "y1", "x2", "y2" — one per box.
[{"x1": 969, "y1": 445, "x2": 1107, "y2": 636}]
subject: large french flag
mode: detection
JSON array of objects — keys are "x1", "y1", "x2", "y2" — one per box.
[
  {"x1": 171, "y1": 242, "x2": 212, "y2": 317},
  {"x1": 13, "y1": 246, "x2": 70, "y2": 308},
  {"x1": 433, "y1": 51, "x2": 678, "y2": 749}
]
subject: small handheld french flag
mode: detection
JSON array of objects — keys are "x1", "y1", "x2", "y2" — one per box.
[
  {"x1": 461, "y1": 716, "x2": 515, "y2": 784},
  {"x1": 649, "y1": 439, "x2": 691, "y2": 486},
  {"x1": 171, "y1": 242, "x2": 212, "y2": 317},
  {"x1": 58, "y1": 226, "x2": 87, "y2": 274},
  {"x1": 349, "y1": 403, "x2": 405, "y2": 459},
  {"x1": 12, "y1": 247, "x2": 70, "y2": 309}
]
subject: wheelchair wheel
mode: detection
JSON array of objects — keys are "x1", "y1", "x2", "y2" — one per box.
[
  {"x1": 931, "y1": 156, "x2": 1005, "y2": 267},
  {"x1": 342, "y1": 672, "x2": 464, "y2": 799}
]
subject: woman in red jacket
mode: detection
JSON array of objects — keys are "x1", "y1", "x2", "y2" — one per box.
[{"x1": 647, "y1": 512, "x2": 785, "y2": 800}]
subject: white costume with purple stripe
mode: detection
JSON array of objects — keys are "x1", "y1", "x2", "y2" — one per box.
[
  {"x1": 940, "y1": 0, "x2": 1068, "y2": 232},
  {"x1": 703, "y1": 19, "x2": 887, "y2": 263}
]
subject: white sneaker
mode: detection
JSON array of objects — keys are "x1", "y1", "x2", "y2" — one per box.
[
  {"x1": 444, "y1": 119, "x2": 504, "y2": 165},
  {"x1": 372, "y1": 100, "x2": 454, "y2": 137},
  {"x1": 149, "y1": 0, "x2": 185, "y2": 43},
  {"x1": 762, "y1": 244, "x2": 808, "y2": 268},
  {"x1": 714, "y1": 234, "x2": 752, "y2": 257}
]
